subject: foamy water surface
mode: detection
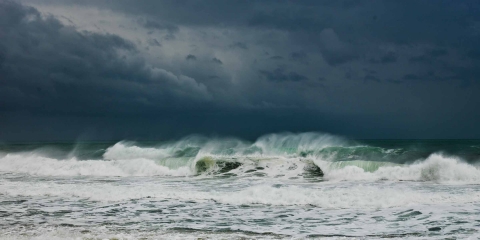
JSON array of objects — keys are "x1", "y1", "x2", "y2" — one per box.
[{"x1": 1, "y1": 133, "x2": 479, "y2": 239}]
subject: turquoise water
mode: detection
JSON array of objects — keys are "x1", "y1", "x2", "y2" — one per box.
[{"x1": 0, "y1": 133, "x2": 479, "y2": 239}]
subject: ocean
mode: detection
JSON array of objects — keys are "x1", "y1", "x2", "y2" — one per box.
[{"x1": 0, "y1": 133, "x2": 479, "y2": 239}]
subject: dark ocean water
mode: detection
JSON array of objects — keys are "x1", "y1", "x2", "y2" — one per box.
[{"x1": 0, "y1": 133, "x2": 479, "y2": 239}]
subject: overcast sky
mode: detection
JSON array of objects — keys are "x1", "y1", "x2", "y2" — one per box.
[{"x1": 1, "y1": 0, "x2": 480, "y2": 141}]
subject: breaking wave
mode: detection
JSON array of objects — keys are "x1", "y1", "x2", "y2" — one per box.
[
  {"x1": 0, "y1": 153, "x2": 191, "y2": 177},
  {"x1": 321, "y1": 154, "x2": 480, "y2": 183},
  {"x1": 0, "y1": 132, "x2": 479, "y2": 182}
]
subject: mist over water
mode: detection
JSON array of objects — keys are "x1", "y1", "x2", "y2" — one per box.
[{"x1": 1, "y1": 132, "x2": 480, "y2": 239}]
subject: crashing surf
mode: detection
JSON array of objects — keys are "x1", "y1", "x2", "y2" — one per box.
[{"x1": 0, "y1": 133, "x2": 479, "y2": 183}]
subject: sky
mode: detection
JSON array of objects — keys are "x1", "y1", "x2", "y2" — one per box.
[{"x1": 1, "y1": 0, "x2": 480, "y2": 141}]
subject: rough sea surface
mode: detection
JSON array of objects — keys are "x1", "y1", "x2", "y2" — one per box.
[{"x1": 1, "y1": 133, "x2": 479, "y2": 239}]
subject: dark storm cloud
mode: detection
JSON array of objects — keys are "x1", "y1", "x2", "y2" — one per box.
[
  {"x1": 317, "y1": 28, "x2": 357, "y2": 66},
  {"x1": 408, "y1": 48, "x2": 449, "y2": 64},
  {"x1": 363, "y1": 74, "x2": 380, "y2": 83},
  {"x1": 212, "y1": 58, "x2": 222, "y2": 64},
  {"x1": 0, "y1": 44, "x2": 6, "y2": 67},
  {"x1": 289, "y1": 52, "x2": 308, "y2": 64},
  {"x1": 427, "y1": 49, "x2": 448, "y2": 58},
  {"x1": 247, "y1": 11, "x2": 321, "y2": 31},
  {"x1": 402, "y1": 74, "x2": 422, "y2": 81},
  {"x1": 229, "y1": 42, "x2": 248, "y2": 50},
  {"x1": 1, "y1": 0, "x2": 480, "y2": 141},
  {"x1": 270, "y1": 56, "x2": 283, "y2": 60},
  {"x1": 141, "y1": 19, "x2": 179, "y2": 34},
  {"x1": 380, "y1": 52, "x2": 397, "y2": 64},
  {"x1": 0, "y1": 0, "x2": 211, "y2": 118},
  {"x1": 147, "y1": 38, "x2": 161, "y2": 47},
  {"x1": 186, "y1": 54, "x2": 197, "y2": 61},
  {"x1": 259, "y1": 68, "x2": 308, "y2": 83},
  {"x1": 85, "y1": 0, "x2": 479, "y2": 49},
  {"x1": 21, "y1": 0, "x2": 480, "y2": 45},
  {"x1": 467, "y1": 50, "x2": 480, "y2": 60},
  {"x1": 409, "y1": 55, "x2": 431, "y2": 64}
]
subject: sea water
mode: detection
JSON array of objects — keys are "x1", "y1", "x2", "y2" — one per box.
[{"x1": 0, "y1": 133, "x2": 479, "y2": 239}]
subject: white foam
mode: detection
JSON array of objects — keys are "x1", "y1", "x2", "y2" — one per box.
[
  {"x1": 215, "y1": 184, "x2": 480, "y2": 208},
  {"x1": 2, "y1": 177, "x2": 479, "y2": 208},
  {"x1": 1, "y1": 177, "x2": 220, "y2": 202},
  {"x1": 253, "y1": 132, "x2": 347, "y2": 155},
  {"x1": 104, "y1": 132, "x2": 346, "y2": 161},
  {"x1": 320, "y1": 153, "x2": 480, "y2": 183},
  {"x1": 0, "y1": 153, "x2": 192, "y2": 177},
  {"x1": 103, "y1": 141, "x2": 170, "y2": 160},
  {"x1": 0, "y1": 226, "x2": 278, "y2": 240}
]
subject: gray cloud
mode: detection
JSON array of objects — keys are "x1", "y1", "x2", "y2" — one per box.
[
  {"x1": 147, "y1": 38, "x2": 161, "y2": 47},
  {"x1": 380, "y1": 52, "x2": 397, "y2": 63},
  {"x1": 409, "y1": 55, "x2": 431, "y2": 64},
  {"x1": 364, "y1": 74, "x2": 380, "y2": 83},
  {"x1": 427, "y1": 49, "x2": 448, "y2": 58},
  {"x1": 142, "y1": 19, "x2": 179, "y2": 33},
  {"x1": 403, "y1": 74, "x2": 419, "y2": 81},
  {"x1": 290, "y1": 52, "x2": 308, "y2": 64},
  {"x1": 1, "y1": 0, "x2": 480, "y2": 140},
  {"x1": 0, "y1": 0, "x2": 211, "y2": 118},
  {"x1": 229, "y1": 42, "x2": 248, "y2": 50},
  {"x1": 212, "y1": 58, "x2": 222, "y2": 64},
  {"x1": 259, "y1": 68, "x2": 309, "y2": 82},
  {"x1": 318, "y1": 28, "x2": 357, "y2": 66},
  {"x1": 467, "y1": 50, "x2": 480, "y2": 60},
  {"x1": 186, "y1": 54, "x2": 197, "y2": 61},
  {"x1": 20, "y1": 0, "x2": 480, "y2": 45}
]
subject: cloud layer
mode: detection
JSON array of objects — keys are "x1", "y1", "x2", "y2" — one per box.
[{"x1": 1, "y1": 0, "x2": 480, "y2": 141}]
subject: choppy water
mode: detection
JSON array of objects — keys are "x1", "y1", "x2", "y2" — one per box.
[{"x1": 1, "y1": 133, "x2": 480, "y2": 239}]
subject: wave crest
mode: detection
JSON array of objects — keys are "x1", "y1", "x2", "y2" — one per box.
[
  {"x1": 1, "y1": 133, "x2": 479, "y2": 182},
  {"x1": 323, "y1": 154, "x2": 480, "y2": 183}
]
